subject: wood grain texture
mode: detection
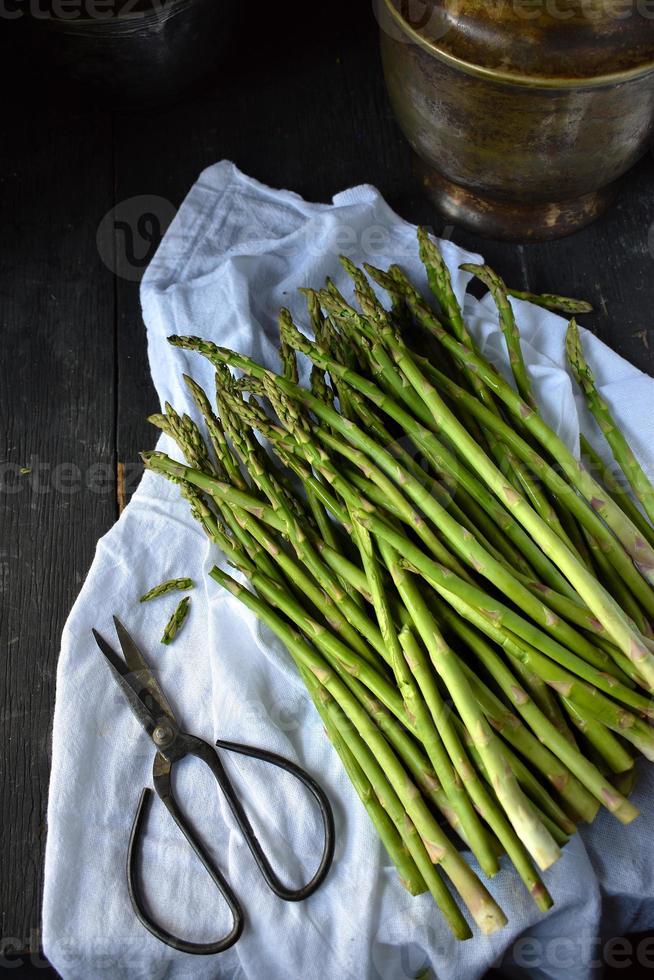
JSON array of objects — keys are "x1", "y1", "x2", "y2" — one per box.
[
  {"x1": 2, "y1": 0, "x2": 654, "y2": 960},
  {"x1": 0, "y1": 25, "x2": 116, "y2": 963}
]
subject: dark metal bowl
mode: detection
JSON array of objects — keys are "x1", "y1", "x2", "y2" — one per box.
[
  {"x1": 29, "y1": 0, "x2": 238, "y2": 105},
  {"x1": 378, "y1": 0, "x2": 654, "y2": 240}
]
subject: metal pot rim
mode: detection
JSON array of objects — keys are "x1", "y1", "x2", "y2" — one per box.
[{"x1": 382, "y1": 0, "x2": 654, "y2": 89}]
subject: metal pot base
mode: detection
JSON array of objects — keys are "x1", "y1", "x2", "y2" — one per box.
[{"x1": 416, "y1": 158, "x2": 619, "y2": 242}]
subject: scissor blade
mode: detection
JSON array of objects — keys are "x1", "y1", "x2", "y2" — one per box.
[
  {"x1": 112, "y1": 615, "x2": 177, "y2": 723},
  {"x1": 92, "y1": 628, "x2": 159, "y2": 737}
]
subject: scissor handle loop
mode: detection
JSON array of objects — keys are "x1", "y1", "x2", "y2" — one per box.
[
  {"x1": 127, "y1": 786, "x2": 243, "y2": 955},
  {"x1": 213, "y1": 738, "x2": 335, "y2": 901}
]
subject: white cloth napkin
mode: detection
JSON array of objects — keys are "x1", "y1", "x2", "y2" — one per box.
[{"x1": 43, "y1": 162, "x2": 654, "y2": 980}]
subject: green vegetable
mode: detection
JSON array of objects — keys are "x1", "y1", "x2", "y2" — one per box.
[
  {"x1": 567, "y1": 319, "x2": 654, "y2": 527},
  {"x1": 140, "y1": 577, "x2": 194, "y2": 603},
  {"x1": 506, "y1": 287, "x2": 593, "y2": 316},
  {"x1": 140, "y1": 229, "x2": 654, "y2": 941},
  {"x1": 160, "y1": 596, "x2": 191, "y2": 645}
]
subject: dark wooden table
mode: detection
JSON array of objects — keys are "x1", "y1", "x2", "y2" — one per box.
[{"x1": 2, "y1": 4, "x2": 654, "y2": 973}]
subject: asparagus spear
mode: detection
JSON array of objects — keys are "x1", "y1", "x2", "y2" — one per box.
[
  {"x1": 506, "y1": 288, "x2": 593, "y2": 316},
  {"x1": 140, "y1": 577, "x2": 194, "y2": 603},
  {"x1": 460, "y1": 262, "x2": 537, "y2": 412},
  {"x1": 160, "y1": 596, "x2": 191, "y2": 645},
  {"x1": 567, "y1": 319, "x2": 654, "y2": 527}
]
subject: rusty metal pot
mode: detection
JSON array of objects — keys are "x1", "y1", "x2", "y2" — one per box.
[{"x1": 378, "y1": 0, "x2": 654, "y2": 240}]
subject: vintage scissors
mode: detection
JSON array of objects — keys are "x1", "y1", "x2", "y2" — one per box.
[{"x1": 92, "y1": 616, "x2": 335, "y2": 955}]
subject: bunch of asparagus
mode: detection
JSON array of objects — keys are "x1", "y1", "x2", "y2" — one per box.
[{"x1": 143, "y1": 229, "x2": 654, "y2": 941}]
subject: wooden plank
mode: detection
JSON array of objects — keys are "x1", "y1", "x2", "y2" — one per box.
[{"x1": 0, "y1": 71, "x2": 115, "y2": 954}]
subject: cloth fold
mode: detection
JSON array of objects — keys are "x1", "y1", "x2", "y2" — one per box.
[{"x1": 43, "y1": 162, "x2": 654, "y2": 980}]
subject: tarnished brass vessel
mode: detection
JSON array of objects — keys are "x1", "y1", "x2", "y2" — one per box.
[{"x1": 379, "y1": 0, "x2": 654, "y2": 240}]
